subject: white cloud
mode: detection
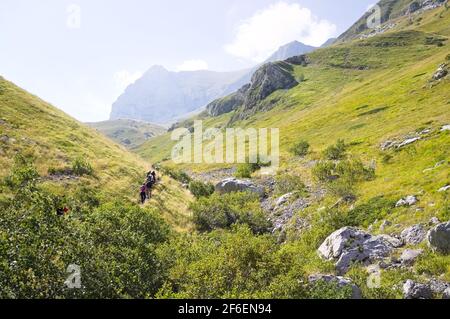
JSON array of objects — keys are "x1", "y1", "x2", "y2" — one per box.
[
  {"x1": 225, "y1": 1, "x2": 337, "y2": 62},
  {"x1": 176, "y1": 59, "x2": 209, "y2": 72},
  {"x1": 113, "y1": 70, "x2": 142, "y2": 91}
]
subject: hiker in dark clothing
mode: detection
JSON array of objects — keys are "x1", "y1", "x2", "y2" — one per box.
[
  {"x1": 140, "y1": 184, "x2": 147, "y2": 204},
  {"x1": 151, "y1": 171, "x2": 157, "y2": 182},
  {"x1": 56, "y1": 207, "x2": 69, "y2": 216},
  {"x1": 145, "y1": 178, "x2": 153, "y2": 199}
]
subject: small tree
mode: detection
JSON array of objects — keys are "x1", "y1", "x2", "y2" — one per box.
[
  {"x1": 323, "y1": 139, "x2": 347, "y2": 160},
  {"x1": 189, "y1": 180, "x2": 215, "y2": 199},
  {"x1": 290, "y1": 140, "x2": 310, "y2": 157},
  {"x1": 72, "y1": 157, "x2": 94, "y2": 176}
]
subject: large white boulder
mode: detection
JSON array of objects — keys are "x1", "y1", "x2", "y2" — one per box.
[
  {"x1": 427, "y1": 222, "x2": 450, "y2": 254},
  {"x1": 403, "y1": 280, "x2": 432, "y2": 299},
  {"x1": 215, "y1": 178, "x2": 265, "y2": 197},
  {"x1": 318, "y1": 227, "x2": 396, "y2": 274},
  {"x1": 401, "y1": 224, "x2": 426, "y2": 245}
]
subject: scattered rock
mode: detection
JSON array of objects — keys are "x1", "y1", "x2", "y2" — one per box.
[
  {"x1": 432, "y1": 63, "x2": 448, "y2": 81},
  {"x1": 377, "y1": 234, "x2": 404, "y2": 248},
  {"x1": 400, "y1": 249, "x2": 423, "y2": 266},
  {"x1": 0, "y1": 135, "x2": 10, "y2": 143},
  {"x1": 396, "y1": 195, "x2": 418, "y2": 207},
  {"x1": 429, "y1": 279, "x2": 449, "y2": 296},
  {"x1": 441, "y1": 124, "x2": 450, "y2": 132},
  {"x1": 401, "y1": 224, "x2": 426, "y2": 245},
  {"x1": 438, "y1": 185, "x2": 450, "y2": 192},
  {"x1": 443, "y1": 287, "x2": 450, "y2": 299},
  {"x1": 380, "y1": 140, "x2": 396, "y2": 151},
  {"x1": 275, "y1": 193, "x2": 294, "y2": 208},
  {"x1": 215, "y1": 178, "x2": 265, "y2": 197},
  {"x1": 429, "y1": 217, "x2": 441, "y2": 225},
  {"x1": 403, "y1": 280, "x2": 433, "y2": 299},
  {"x1": 269, "y1": 197, "x2": 310, "y2": 233},
  {"x1": 318, "y1": 227, "x2": 396, "y2": 275},
  {"x1": 308, "y1": 274, "x2": 362, "y2": 299},
  {"x1": 397, "y1": 137, "x2": 421, "y2": 148},
  {"x1": 427, "y1": 222, "x2": 450, "y2": 254}
]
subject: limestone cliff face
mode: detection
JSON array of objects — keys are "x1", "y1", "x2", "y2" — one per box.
[{"x1": 206, "y1": 57, "x2": 307, "y2": 119}]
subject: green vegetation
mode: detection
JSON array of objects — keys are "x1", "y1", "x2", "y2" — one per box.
[
  {"x1": 1, "y1": 2, "x2": 450, "y2": 299},
  {"x1": 188, "y1": 180, "x2": 215, "y2": 199},
  {"x1": 190, "y1": 192, "x2": 270, "y2": 234},
  {"x1": 235, "y1": 162, "x2": 261, "y2": 178},
  {"x1": 322, "y1": 139, "x2": 347, "y2": 160},
  {"x1": 290, "y1": 140, "x2": 310, "y2": 157},
  {"x1": 274, "y1": 173, "x2": 307, "y2": 196}
]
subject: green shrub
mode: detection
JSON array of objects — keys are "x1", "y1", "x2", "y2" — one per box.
[
  {"x1": 190, "y1": 192, "x2": 270, "y2": 234},
  {"x1": 3, "y1": 154, "x2": 39, "y2": 189},
  {"x1": 156, "y1": 225, "x2": 280, "y2": 299},
  {"x1": 274, "y1": 173, "x2": 307, "y2": 196},
  {"x1": 290, "y1": 140, "x2": 310, "y2": 157},
  {"x1": 72, "y1": 157, "x2": 94, "y2": 176},
  {"x1": 308, "y1": 280, "x2": 354, "y2": 299},
  {"x1": 313, "y1": 159, "x2": 375, "y2": 200},
  {"x1": 0, "y1": 185, "x2": 172, "y2": 298},
  {"x1": 160, "y1": 166, "x2": 191, "y2": 184},
  {"x1": 323, "y1": 139, "x2": 347, "y2": 160},
  {"x1": 189, "y1": 180, "x2": 215, "y2": 199},
  {"x1": 235, "y1": 163, "x2": 260, "y2": 178}
]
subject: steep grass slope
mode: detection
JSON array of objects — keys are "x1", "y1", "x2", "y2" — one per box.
[{"x1": 0, "y1": 77, "x2": 192, "y2": 230}]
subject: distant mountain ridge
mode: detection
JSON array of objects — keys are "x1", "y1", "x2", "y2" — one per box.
[
  {"x1": 110, "y1": 41, "x2": 320, "y2": 124},
  {"x1": 265, "y1": 41, "x2": 316, "y2": 62},
  {"x1": 110, "y1": 66, "x2": 250, "y2": 124},
  {"x1": 87, "y1": 119, "x2": 166, "y2": 149}
]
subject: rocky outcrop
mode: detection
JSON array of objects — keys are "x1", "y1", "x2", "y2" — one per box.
[
  {"x1": 308, "y1": 274, "x2": 362, "y2": 299},
  {"x1": 318, "y1": 227, "x2": 398, "y2": 274},
  {"x1": 401, "y1": 224, "x2": 426, "y2": 245},
  {"x1": 207, "y1": 59, "x2": 302, "y2": 119},
  {"x1": 400, "y1": 249, "x2": 423, "y2": 266},
  {"x1": 244, "y1": 62, "x2": 298, "y2": 111},
  {"x1": 215, "y1": 178, "x2": 265, "y2": 197},
  {"x1": 403, "y1": 280, "x2": 433, "y2": 299},
  {"x1": 427, "y1": 222, "x2": 450, "y2": 254},
  {"x1": 395, "y1": 195, "x2": 418, "y2": 207},
  {"x1": 206, "y1": 84, "x2": 250, "y2": 116},
  {"x1": 432, "y1": 63, "x2": 448, "y2": 81}
]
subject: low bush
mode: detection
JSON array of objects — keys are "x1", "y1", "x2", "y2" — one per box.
[
  {"x1": 274, "y1": 173, "x2": 307, "y2": 196},
  {"x1": 313, "y1": 159, "x2": 375, "y2": 200},
  {"x1": 159, "y1": 166, "x2": 191, "y2": 184},
  {"x1": 290, "y1": 140, "x2": 310, "y2": 157},
  {"x1": 72, "y1": 157, "x2": 94, "y2": 176},
  {"x1": 189, "y1": 180, "x2": 215, "y2": 199},
  {"x1": 323, "y1": 139, "x2": 347, "y2": 160},
  {"x1": 190, "y1": 192, "x2": 271, "y2": 234}
]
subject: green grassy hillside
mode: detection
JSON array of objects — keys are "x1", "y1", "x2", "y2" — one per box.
[
  {"x1": 87, "y1": 119, "x2": 166, "y2": 149},
  {"x1": 133, "y1": 5, "x2": 450, "y2": 297},
  {"x1": 0, "y1": 77, "x2": 191, "y2": 229}
]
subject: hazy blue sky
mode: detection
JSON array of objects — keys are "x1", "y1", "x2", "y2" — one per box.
[{"x1": 0, "y1": 0, "x2": 375, "y2": 122}]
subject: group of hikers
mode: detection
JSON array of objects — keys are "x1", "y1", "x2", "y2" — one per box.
[{"x1": 140, "y1": 170, "x2": 157, "y2": 204}]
